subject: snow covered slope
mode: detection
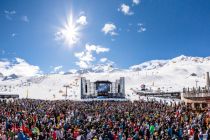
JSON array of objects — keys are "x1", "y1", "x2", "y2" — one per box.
[{"x1": 0, "y1": 55, "x2": 210, "y2": 100}]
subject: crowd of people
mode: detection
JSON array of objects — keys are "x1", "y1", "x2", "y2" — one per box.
[{"x1": 0, "y1": 99, "x2": 210, "y2": 140}]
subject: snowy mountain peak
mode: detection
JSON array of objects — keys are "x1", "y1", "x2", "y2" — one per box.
[
  {"x1": 2, "y1": 74, "x2": 19, "y2": 81},
  {"x1": 171, "y1": 55, "x2": 210, "y2": 63},
  {"x1": 129, "y1": 55, "x2": 210, "y2": 72},
  {"x1": 73, "y1": 63, "x2": 117, "y2": 74},
  {"x1": 92, "y1": 63, "x2": 115, "y2": 73},
  {"x1": 171, "y1": 55, "x2": 188, "y2": 61},
  {"x1": 129, "y1": 60, "x2": 169, "y2": 71}
]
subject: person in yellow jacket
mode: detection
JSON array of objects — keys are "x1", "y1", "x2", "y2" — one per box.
[{"x1": 93, "y1": 136, "x2": 98, "y2": 140}]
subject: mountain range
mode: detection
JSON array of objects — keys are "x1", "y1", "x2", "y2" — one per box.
[{"x1": 0, "y1": 55, "x2": 210, "y2": 100}]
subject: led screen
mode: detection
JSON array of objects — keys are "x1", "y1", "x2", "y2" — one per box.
[{"x1": 96, "y1": 83, "x2": 110, "y2": 93}]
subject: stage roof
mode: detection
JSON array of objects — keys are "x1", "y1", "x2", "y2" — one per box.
[{"x1": 94, "y1": 80, "x2": 112, "y2": 84}]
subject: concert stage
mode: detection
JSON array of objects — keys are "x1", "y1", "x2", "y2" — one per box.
[{"x1": 80, "y1": 77, "x2": 125, "y2": 99}]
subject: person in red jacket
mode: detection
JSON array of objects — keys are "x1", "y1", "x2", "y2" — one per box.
[
  {"x1": 52, "y1": 129, "x2": 57, "y2": 140},
  {"x1": 73, "y1": 129, "x2": 80, "y2": 139}
]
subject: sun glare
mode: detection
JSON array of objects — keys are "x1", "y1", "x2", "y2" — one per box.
[{"x1": 58, "y1": 14, "x2": 80, "y2": 46}]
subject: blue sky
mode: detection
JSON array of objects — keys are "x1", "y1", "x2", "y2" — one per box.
[{"x1": 1, "y1": 0, "x2": 210, "y2": 73}]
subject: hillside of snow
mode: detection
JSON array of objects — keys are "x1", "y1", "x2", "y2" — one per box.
[{"x1": 0, "y1": 55, "x2": 210, "y2": 100}]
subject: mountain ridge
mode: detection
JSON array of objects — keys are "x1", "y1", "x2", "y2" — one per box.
[
  {"x1": 0, "y1": 55, "x2": 210, "y2": 79},
  {"x1": 1, "y1": 55, "x2": 210, "y2": 100}
]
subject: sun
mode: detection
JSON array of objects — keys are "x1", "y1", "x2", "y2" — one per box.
[{"x1": 57, "y1": 14, "x2": 81, "y2": 46}]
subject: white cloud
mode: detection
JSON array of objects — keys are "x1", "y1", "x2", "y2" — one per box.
[
  {"x1": 4, "y1": 10, "x2": 16, "y2": 20},
  {"x1": 138, "y1": 23, "x2": 146, "y2": 32},
  {"x1": 21, "y1": 16, "x2": 29, "y2": 22},
  {"x1": 11, "y1": 33, "x2": 16, "y2": 38},
  {"x1": 100, "y1": 58, "x2": 108, "y2": 63},
  {"x1": 76, "y1": 15, "x2": 87, "y2": 25},
  {"x1": 74, "y1": 51, "x2": 85, "y2": 58},
  {"x1": 85, "y1": 45, "x2": 97, "y2": 52},
  {"x1": 118, "y1": 4, "x2": 133, "y2": 15},
  {"x1": 74, "y1": 44, "x2": 110, "y2": 69},
  {"x1": 54, "y1": 65, "x2": 63, "y2": 72},
  {"x1": 4, "y1": 10, "x2": 16, "y2": 14},
  {"x1": 85, "y1": 44, "x2": 110, "y2": 54},
  {"x1": 75, "y1": 61, "x2": 89, "y2": 69},
  {"x1": 76, "y1": 51, "x2": 95, "y2": 62},
  {"x1": 95, "y1": 47, "x2": 110, "y2": 54},
  {"x1": 0, "y1": 58, "x2": 41, "y2": 77},
  {"x1": 133, "y1": 0, "x2": 140, "y2": 5},
  {"x1": 50, "y1": 66, "x2": 63, "y2": 74},
  {"x1": 102, "y1": 23, "x2": 118, "y2": 36},
  {"x1": 138, "y1": 27, "x2": 146, "y2": 32}
]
